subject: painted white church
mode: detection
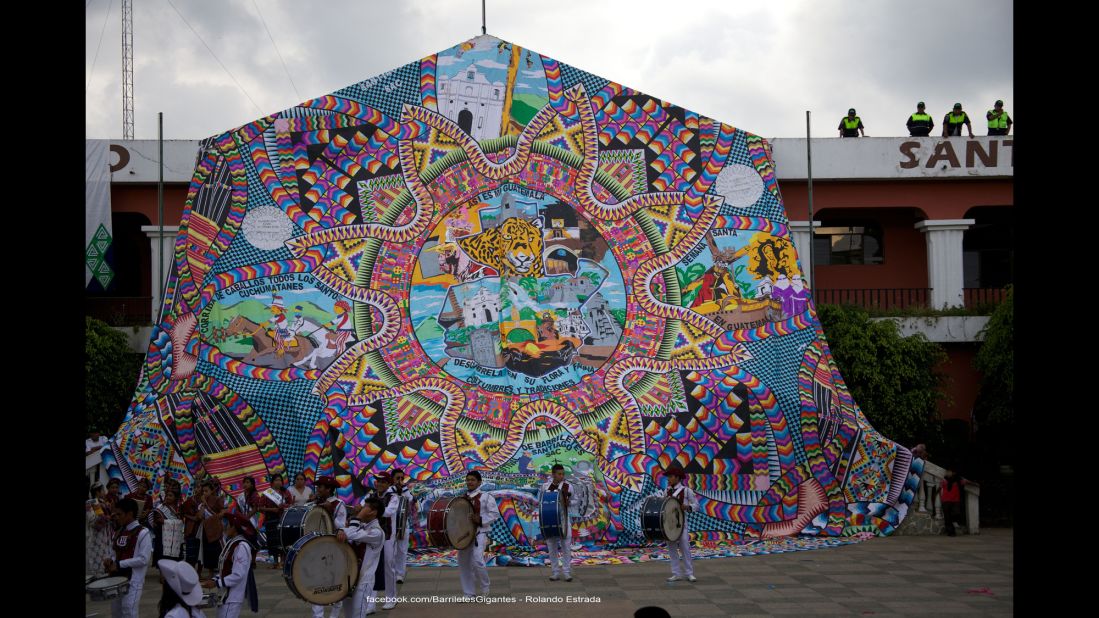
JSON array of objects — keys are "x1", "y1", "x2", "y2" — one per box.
[{"x1": 438, "y1": 64, "x2": 505, "y2": 141}]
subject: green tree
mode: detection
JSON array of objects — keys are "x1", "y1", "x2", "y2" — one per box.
[
  {"x1": 85, "y1": 317, "x2": 144, "y2": 435},
  {"x1": 817, "y1": 305, "x2": 949, "y2": 445},
  {"x1": 973, "y1": 286, "x2": 1013, "y2": 427}
]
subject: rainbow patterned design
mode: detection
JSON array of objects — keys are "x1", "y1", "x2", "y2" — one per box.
[{"x1": 109, "y1": 34, "x2": 915, "y2": 549}]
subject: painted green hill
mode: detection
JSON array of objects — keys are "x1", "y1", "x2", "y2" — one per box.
[{"x1": 415, "y1": 316, "x2": 445, "y2": 340}]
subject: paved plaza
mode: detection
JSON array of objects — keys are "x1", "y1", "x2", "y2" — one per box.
[{"x1": 85, "y1": 528, "x2": 1012, "y2": 617}]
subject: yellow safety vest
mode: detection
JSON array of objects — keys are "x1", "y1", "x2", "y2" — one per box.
[
  {"x1": 843, "y1": 117, "x2": 861, "y2": 130},
  {"x1": 987, "y1": 110, "x2": 1009, "y2": 129},
  {"x1": 910, "y1": 113, "x2": 931, "y2": 122}
]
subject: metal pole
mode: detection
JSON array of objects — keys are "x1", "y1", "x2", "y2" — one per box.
[
  {"x1": 158, "y1": 112, "x2": 165, "y2": 323},
  {"x1": 806, "y1": 111, "x2": 816, "y2": 289},
  {"x1": 482, "y1": 0, "x2": 487, "y2": 34}
]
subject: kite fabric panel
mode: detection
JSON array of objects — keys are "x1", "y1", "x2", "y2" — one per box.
[{"x1": 110, "y1": 34, "x2": 917, "y2": 547}]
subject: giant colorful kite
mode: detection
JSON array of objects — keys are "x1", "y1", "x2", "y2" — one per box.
[{"x1": 107, "y1": 35, "x2": 919, "y2": 549}]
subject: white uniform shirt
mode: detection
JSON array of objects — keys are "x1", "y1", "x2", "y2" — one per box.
[
  {"x1": 214, "y1": 537, "x2": 253, "y2": 604},
  {"x1": 466, "y1": 489, "x2": 499, "y2": 535},
  {"x1": 343, "y1": 517, "x2": 385, "y2": 549},
  {"x1": 117, "y1": 520, "x2": 153, "y2": 582},
  {"x1": 324, "y1": 496, "x2": 348, "y2": 529}
]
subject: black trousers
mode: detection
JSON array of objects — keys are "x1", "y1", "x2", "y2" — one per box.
[{"x1": 943, "y1": 501, "x2": 963, "y2": 536}]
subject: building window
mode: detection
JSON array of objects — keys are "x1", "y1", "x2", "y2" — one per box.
[
  {"x1": 494, "y1": 88, "x2": 500, "y2": 98},
  {"x1": 467, "y1": 70, "x2": 475, "y2": 80},
  {"x1": 813, "y1": 221, "x2": 884, "y2": 265}
]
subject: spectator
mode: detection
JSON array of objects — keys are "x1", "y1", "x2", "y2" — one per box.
[
  {"x1": 986, "y1": 100, "x2": 1012, "y2": 135},
  {"x1": 86, "y1": 483, "x2": 113, "y2": 576},
  {"x1": 838, "y1": 108, "x2": 866, "y2": 137},
  {"x1": 288, "y1": 472, "x2": 314, "y2": 506},
  {"x1": 125, "y1": 477, "x2": 155, "y2": 524},
  {"x1": 943, "y1": 103, "x2": 974, "y2": 137},
  {"x1": 153, "y1": 487, "x2": 186, "y2": 563},
  {"x1": 86, "y1": 429, "x2": 109, "y2": 484},
  {"x1": 906, "y1": 102, "x2": 934, "y2": 136},
  {"x1": 940, "y1": 468, "x2": 969, "y2": 536},
  {"x1": 179, "y1": 483, "x2": 204, "y2": 571}
]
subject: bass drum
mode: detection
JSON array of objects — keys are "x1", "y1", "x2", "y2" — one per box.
[
  {"x1": 426, "y1": 496, "x2": 476, "y2": 550},
  {"x1": 279, "y1": 503, "x2": 334, "y2": 550},
  {"x1": 283, "y1": 533, "x2": 359, "y2": 605},
  {"x1": 640, "y1": 496, "x2": 683, "y2": 543},
  {"x1": 539, "y1": 490, "x2": 567, "y2": 539}
]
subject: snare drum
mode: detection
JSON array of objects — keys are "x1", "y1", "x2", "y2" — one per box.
[
  {"x1": 539, "y1": 490, "x2": 567, "y2": 539},
  {"x1": 283, "y1": 533, "x2": 359, "y2": 605},
  {"x1": 426, "y1": 496, "x2": 476, "y2": 549},
  {"x1": 196, "y1": 591, "x2": 223, "y2": 609},
  {"x1": 393, "y1": 494, "x2": 411, "y2": 540},
  {"x1": 640, "y1": 496, "x2": 684, "y2": 543},
  {"x1": 279, "y1": 503, "x2": 334, "y2": 549},
  {"x1": 85, "y1": 576, "x2": 130, "y2": 601}
]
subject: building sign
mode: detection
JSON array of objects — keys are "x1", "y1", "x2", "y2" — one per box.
[{"x1": 899, "y1": 138, "x2": 1013, "y2": 170}]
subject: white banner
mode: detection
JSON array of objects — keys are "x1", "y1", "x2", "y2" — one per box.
[{"x1": 85, "y1": 140, "x2": 113, "y2": 288}]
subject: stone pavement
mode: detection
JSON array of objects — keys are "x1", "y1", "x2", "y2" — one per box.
[{"x1": 85, "y1": 528, "x2": 1012, "y2": 617}]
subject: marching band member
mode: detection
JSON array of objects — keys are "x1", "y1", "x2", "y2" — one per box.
[
  {"x1": 458, "y1": 471, "x2": 498, "y2": 598},
  {"x1": 311, "y1": 476, "x2": 347, "y2": 618},
  {"x1": 375, "y1": 473, "x2": 398, "y2": 609},
  {"x1": 660, "y1": 466, "x2": 698, "y2": 582},
  {"x1": 389, "y1": 468, "x2": 415, "y2": 584},
  {"x1": 538, "y1": 464, "x2": 573, "y2": 582},
  {"x1": 201, "y1": 513, "x2": 258, "y2": 618},
  {"x1": 338, "y1": 497, "x2": 386, "y2": 617},
  {"x1": 102, "y1": 498, "x2": 153, "y2": 618}
]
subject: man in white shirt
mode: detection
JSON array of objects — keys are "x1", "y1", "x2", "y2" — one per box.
[
  {"x1": 101, "y1": 498, "x2": 153, "y2": 618},
  {"x1": 458, "y1": 471, "x2": 498, "y2": 598},
  {"x1": 86, "y1": 429, "x2": 109, "y2": 484},
  {"x1": 660, "y1": 466, "x2": 699, "y2": 582},
  {"x1": 337, "y1": 497, "x2": 386, "y2": 617},
  {"x1": 537, "y1": 464, "x2": 573, "y2": 582},
  {"x1": 201, "y1": 513, "x2": 257, "y2": 618}
]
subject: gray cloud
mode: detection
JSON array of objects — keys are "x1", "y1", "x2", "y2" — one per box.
[{"x1": 85, "y1": 0, "x2": 1012, "y2": 140}]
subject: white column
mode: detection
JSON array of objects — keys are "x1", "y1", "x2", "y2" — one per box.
[
  {"x1": 142, "y1": 225, "x2": 180, "y2": 323},
  {"x1": 788, "y1": 220, "x2": 821, "y2": 288},
  {"x1": 914, "y1": 219, "x2": 974, "y2": 309}
]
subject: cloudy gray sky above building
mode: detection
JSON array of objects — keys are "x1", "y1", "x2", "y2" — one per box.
[{"x1": 85, "y1": 0, "x2": 1013, "y2": 141}]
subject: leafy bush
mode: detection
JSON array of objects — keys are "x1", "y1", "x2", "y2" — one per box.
[
  {"x1": 817, "y1": 304, "x2": 949, "y2": 445},
  {"x1": 85, "y1": 316, "x2": 143, "y2": 434}
]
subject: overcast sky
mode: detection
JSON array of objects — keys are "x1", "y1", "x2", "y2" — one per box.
[{"x1": 85, "y1": 0, "x2": 1013, "y2": 141}]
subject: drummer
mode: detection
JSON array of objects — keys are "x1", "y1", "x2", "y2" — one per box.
[
  {"x1": 338, "y1": 497, "x2": 386, "y2": 617},
  {"x1": 538, "y1": 464, "x2": 573, "y2": 582},
  {"x1": 201, "y1": 513, "x2": 259, "y2": 618},
  {"x1": 101, "y1": 497, "x2": 153, "y2": 618},
  {"x1": 458, "y1": 470, "x2": 498, "y2": 598},
  {"x1": 660, "y1": 466, "x2": 698, "y2": 583},
  {"x1": 311, "y1": 476, "x2": 348, "y2": 618},
  {"x1": 389, "y1": 468, "x2": 415, "y2": 584}
]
